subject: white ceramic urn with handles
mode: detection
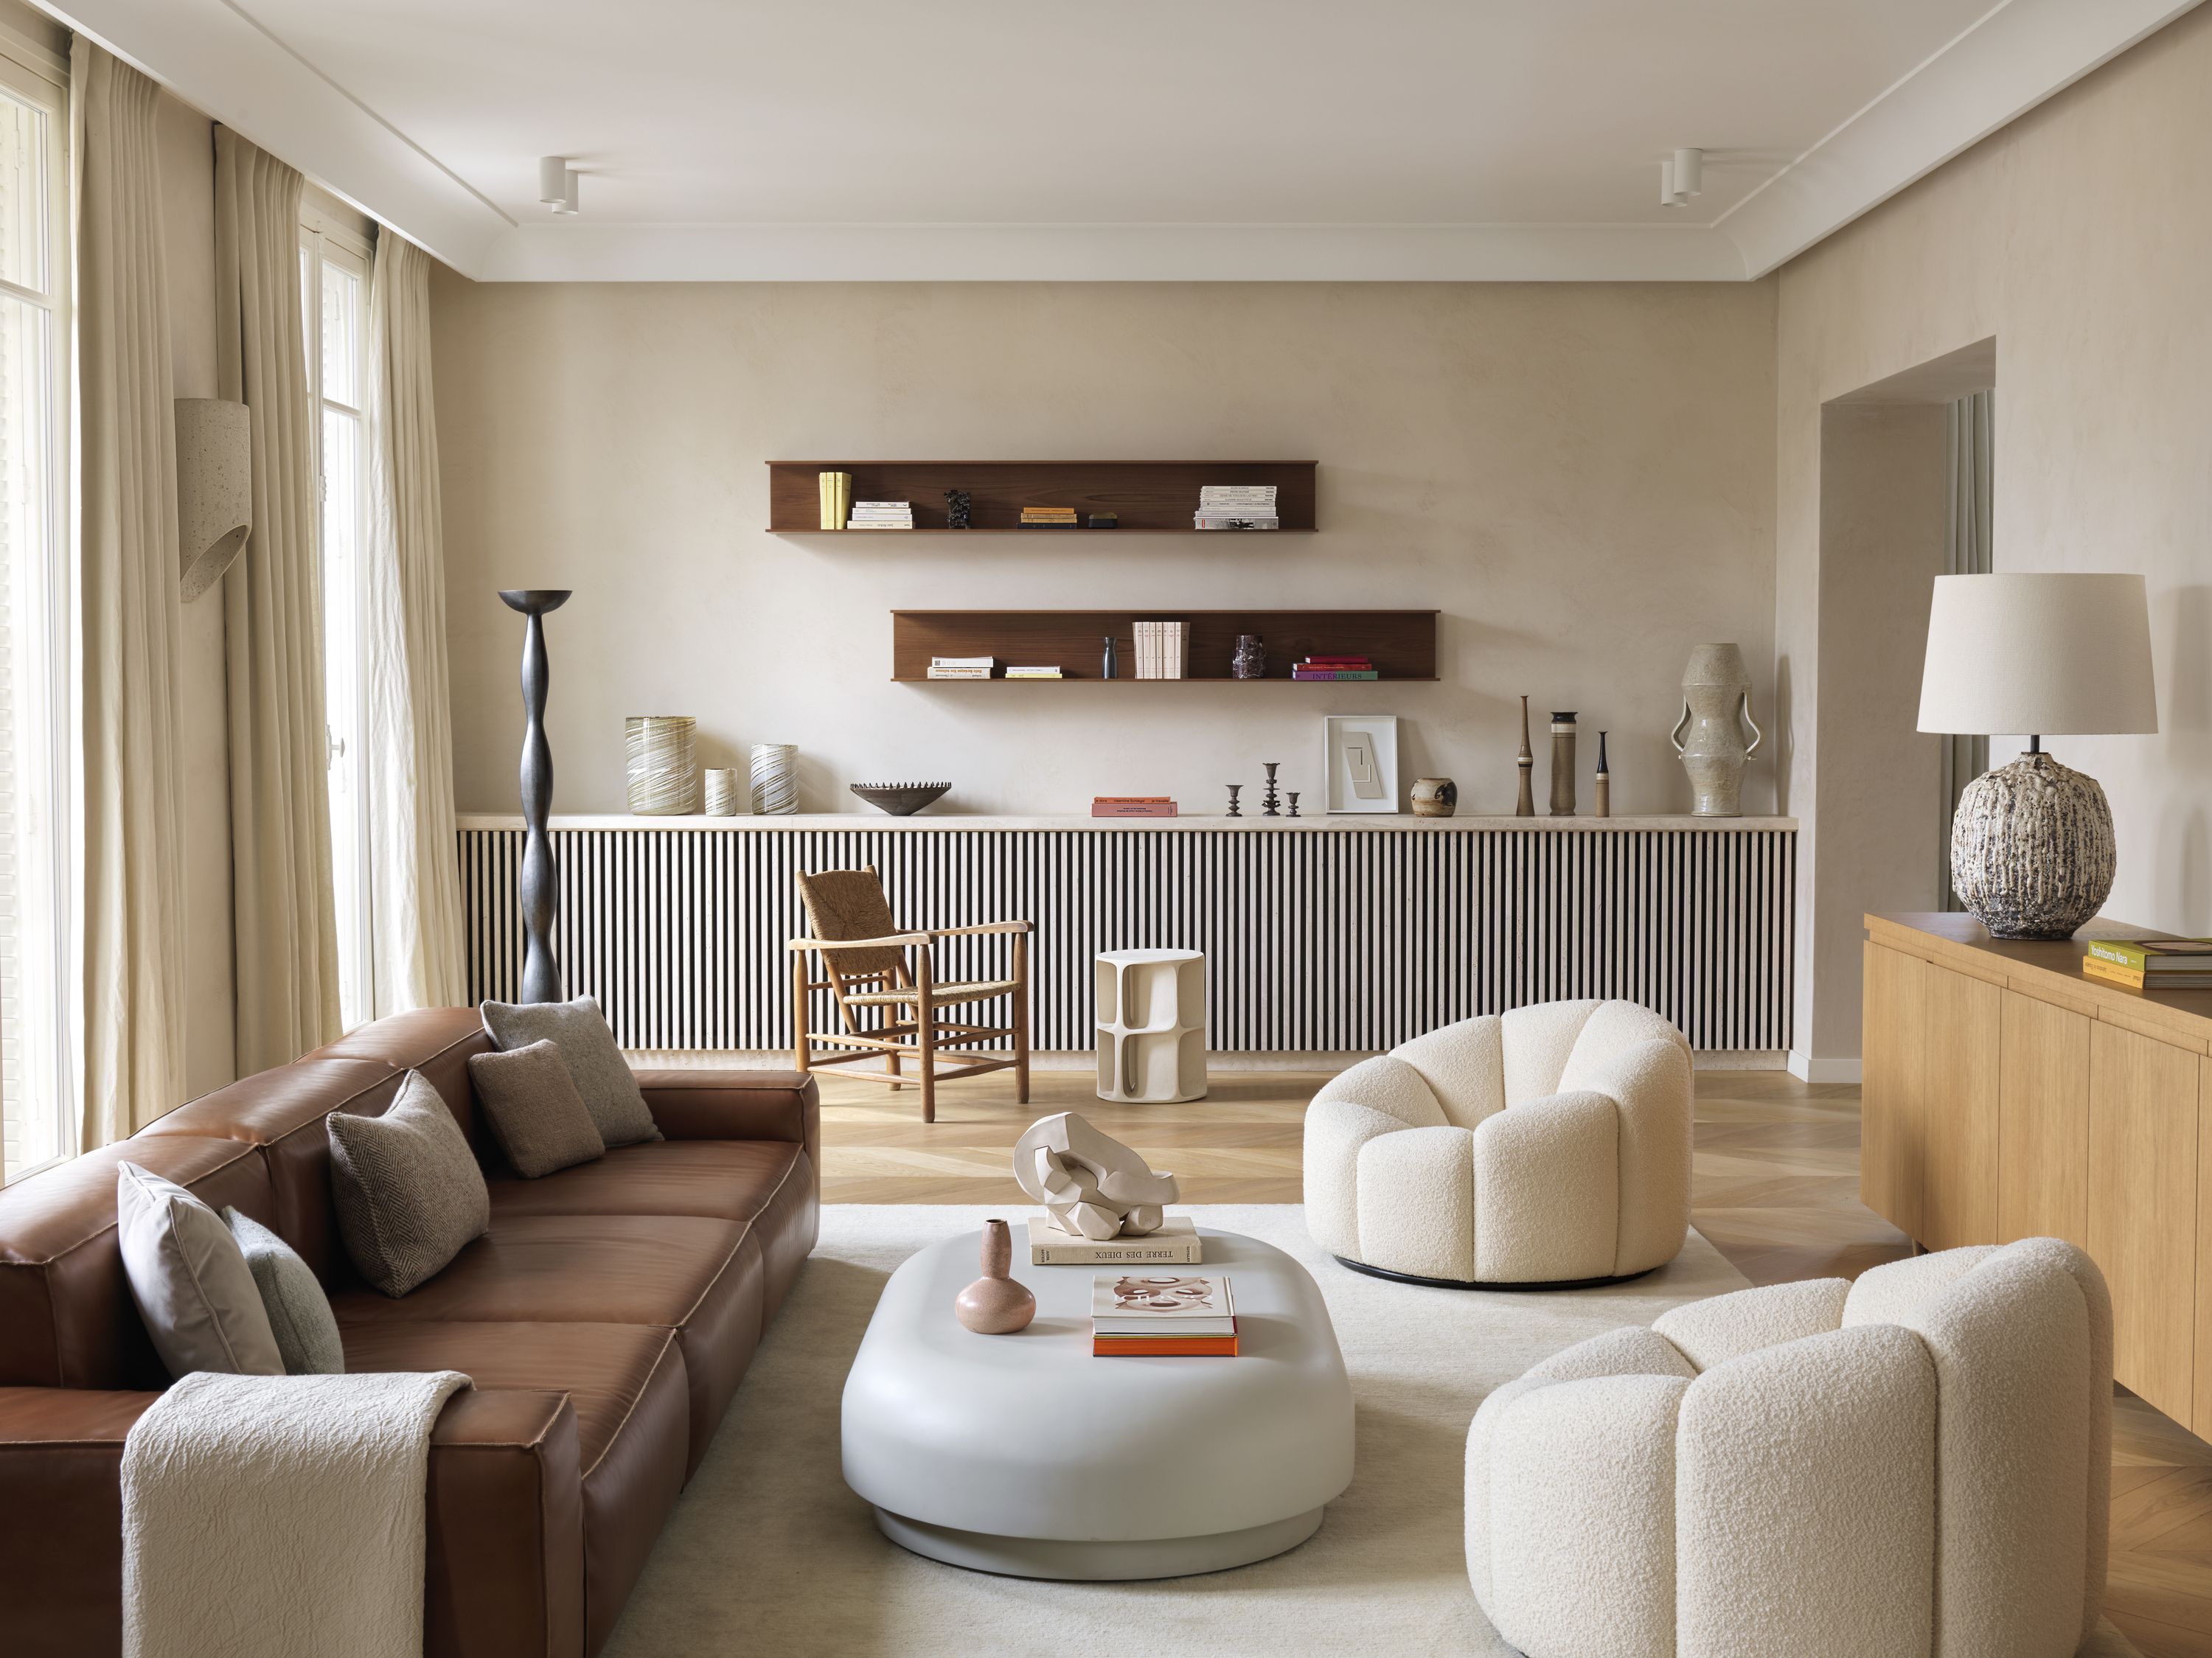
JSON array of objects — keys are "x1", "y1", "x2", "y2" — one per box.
[{"x1": 1670, "y1": 643, "x2": 1762, "y2": 817}]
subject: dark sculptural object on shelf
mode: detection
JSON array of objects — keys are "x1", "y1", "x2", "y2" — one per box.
[
  {"x1": 1225, "y1": 784, "x2": 1243, "y2": 818},
  {"x1": 1102, "y1": 635, "x2": 1119, "y2": 680},
  {"x1": 1286, "y1": 791, "x2": 1301, "y2": 818},
  {"x1": 499, "y1": 588, "x2": 572, "y2": 1003},
  {"x1": 1232, "y1": 634, "x2": 1265, "y2": 680},
  {"x1": 1515, "y1": 696, "x2": 1536, "y2": 818},
  {"x1": 945, "y1": 490, "x2": 972, "y2": 529},
  {"x1": 1262, "y1": 762, "x2": 1281, "y2": 817}
]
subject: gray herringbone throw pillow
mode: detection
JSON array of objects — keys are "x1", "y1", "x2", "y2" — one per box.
[
  {"x1": 327, "y1": 1070, "x2": 490, "y2": 1298},
  {"x1": 479, "y1": 995, "x2": 663, "y2": 1148},
  {"x1": 466, "y1": 1039, "x2": 607, "y2": 1178}
]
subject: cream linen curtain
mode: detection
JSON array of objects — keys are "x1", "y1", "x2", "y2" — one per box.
[
  {"x1": 74, "y1": 43, "x2": 186, "y2": 1146},
  {"x1": 364, "y1": 233, "x2": 465, "y2": 1012},
  {"x1": 215, "y1": 129, "x2": 340, "y2": 1071}
]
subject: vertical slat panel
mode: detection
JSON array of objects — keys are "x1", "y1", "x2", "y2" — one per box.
[{"x1": 457, "y1": 826, "x2": 1795, "y2": 1052}]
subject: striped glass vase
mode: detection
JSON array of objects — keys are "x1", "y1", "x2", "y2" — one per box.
[
  {"x1": 625, "y1": 716, "x2": 698, "y2": 815},
  {"x1": 750, "y1": 743, "x2": 798, "y2": 815}
]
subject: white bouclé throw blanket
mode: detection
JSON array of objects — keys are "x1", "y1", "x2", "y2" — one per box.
[{"x1": 122, "y1": 1369, "x2": 470, "y2": 1658}]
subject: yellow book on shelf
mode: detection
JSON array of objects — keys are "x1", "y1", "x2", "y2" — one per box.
[
  {"x1": 818, "y1": 471, "x2": 835, "y2": 530},
  {"x1": 835, "y1": 471, "x2": 852, "y2": 529}
]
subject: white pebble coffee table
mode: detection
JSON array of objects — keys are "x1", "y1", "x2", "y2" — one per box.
[{"x1": 841, "y1": 1225, "x2": 1355, "y2": 1581}]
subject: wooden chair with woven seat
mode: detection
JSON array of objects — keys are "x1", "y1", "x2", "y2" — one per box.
[{"x1": 788, "y1": 865, "x2": 1032, "y2": 1123}]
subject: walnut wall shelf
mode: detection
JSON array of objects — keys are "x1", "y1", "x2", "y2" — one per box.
[
  {"x1": 768, "y1": 461, "x2": 1318, "y2": 533},
  {"x1": 892, "y1": 610, "x2": 1437, "y2": 682}
]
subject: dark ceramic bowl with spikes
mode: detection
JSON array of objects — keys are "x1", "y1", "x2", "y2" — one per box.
[{"x1": 850, "y1": 781, "x2": 951, "y2": 816}]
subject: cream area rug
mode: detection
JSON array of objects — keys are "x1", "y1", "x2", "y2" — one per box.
[{"x1": 603, "y1": 1205, "x2": 2142, "y2": 1658}]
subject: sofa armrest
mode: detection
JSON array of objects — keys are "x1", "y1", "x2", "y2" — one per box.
[
  {"x1": 0, "y1": 1384, "x2": 585, "y2": 1658},
  {"x1": 636, "y1": 1070, "x2": 821, "y2": 1187}
]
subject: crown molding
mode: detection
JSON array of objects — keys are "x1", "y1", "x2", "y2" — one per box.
[
  {"x1": 37, "y1": 0, "x2": 509, "y2": 273},
  {"x1": 1716, "y1": 0, "x2": 2207, "y2": 278}
]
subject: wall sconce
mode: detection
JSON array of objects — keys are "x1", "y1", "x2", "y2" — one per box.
[
  {"x1": 538, "y1": 156, "x2": 580, "y2": 215},
  {"x1": 175, "y1": 397, "x2": 251, "y2": 602},
  {"x1": 1659, "y1": 147, "x2": 1703, "y2": 207}
]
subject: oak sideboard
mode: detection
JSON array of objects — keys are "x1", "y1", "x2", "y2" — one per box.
[{"x1": 1863, "y1": 912, "x2": 2212, "y2": 1431}]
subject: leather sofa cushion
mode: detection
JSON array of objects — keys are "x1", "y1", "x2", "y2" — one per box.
[
  {"x1": 329, "y1": 1214, "x2": 751, "y2": 1332},
  {"x1": 484, "y1": 1141, "x2": 804, "y2": 1227},
  {"x1": 299, "y1": 1009, "x2": 491, "y2": 1151}
]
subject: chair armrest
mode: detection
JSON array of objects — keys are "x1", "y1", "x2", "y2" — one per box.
[
  {"x1": 1301, "y1": 1099, "x2": 1415, "y2": 1260},
  {"x1": 0, "y1": 1385, "x2": 585, "y2": 1658},
  {"x1": 635, "y1": 1070, "x2": 821, "y2": 1191},
  {"x1": 1650, "y1": 1278, "x2": 1849, "y2": 1370},
  {"x1": 787, "y1": 933, "x2": 926, "y2": 952},
  {"x1": 918, "y1": 920, "x2": 1032, "y2": 937}
]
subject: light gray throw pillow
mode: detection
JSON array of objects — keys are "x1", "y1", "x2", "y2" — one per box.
[
  {"x1": 225, "y1": 1208, "x2": 346, "y2": 1375},
  {"x1": 327, "y1": 1070, "x2": 492, "y2": 1298},
  {"x1": 465, "y1": 1039, "x2": 607, "y2": 1178},
  {"x1": 480, "y1": 995, "x2": 663, "y2": 1148},
  {"x1": 115, "y1": 1162, "x2": 285, "y2": 1379}
]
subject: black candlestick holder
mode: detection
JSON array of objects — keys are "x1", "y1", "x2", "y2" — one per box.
[
  {"x1": 1225, "y1": 784, "x2": 1242, "y2": 818},
  {"x1": 1262, "y1": 763, "x2": 1281, "y2": 817}
]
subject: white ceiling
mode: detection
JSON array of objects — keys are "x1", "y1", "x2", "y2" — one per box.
[{"x1": 39, "y1": 0, "x2": 2208, "y2": 281}]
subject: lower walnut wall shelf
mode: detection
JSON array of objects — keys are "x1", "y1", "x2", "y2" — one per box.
[{"x1": 892, "y1": 610, "x2": 1437, "y2": 682}]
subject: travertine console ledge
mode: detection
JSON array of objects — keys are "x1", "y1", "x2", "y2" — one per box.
[{"x1": 458, "y1": 813, "x2": 1797, "y2": 833}]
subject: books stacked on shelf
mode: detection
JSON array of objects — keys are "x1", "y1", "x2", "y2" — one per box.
[
  {"x1": 1027, "y1": 1216, "x2": 1202, "y2": 1266},
  {"x1": 1020, "y1": 507, "x2": 1079, "y2": 526},
  {"x1": 848, "y1": 500, "x2": 914, "y2": 529},
  {"x1": 817, "y1": 470, "x2": 852, "y2": 530},
  {"x1": 1292, "y1": 656, "x2": 1379, "y2": 680},
  {"x1": 1195, "y1": 485, "x2": 1279, "y2": 530},
  {"x1": 2082, "y1": 938, "x2": 2212, "y2": 990},
  {"x1": 1133, "y1": 620, "x2": 1189, "y2": 680},
  {"x1": 1093, "y1": 1273, "x2": 1237, "y2": 1356},
  {"x1": 1093, "y1": 797, "x2": 1177, "y2": 818},
  {"x1": 1006, "y1": 665, "x2": 1064, "y2": 679},
  {"x1": 927, "y1": 656, "x2": 996, "y2": 680}
]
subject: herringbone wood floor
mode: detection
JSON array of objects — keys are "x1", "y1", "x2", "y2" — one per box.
[{"x1": 813, "y1": 1063, "x2": 2212, "y2": 1654}]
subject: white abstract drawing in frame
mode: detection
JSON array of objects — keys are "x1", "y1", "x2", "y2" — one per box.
[{"x1": 1324, "y1": 715, "x2": 1399, "y2": 814}]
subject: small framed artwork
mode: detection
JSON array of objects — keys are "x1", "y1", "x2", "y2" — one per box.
[{"x1": 1324, "y1": 715, "x2": 1399, "y2": 814}]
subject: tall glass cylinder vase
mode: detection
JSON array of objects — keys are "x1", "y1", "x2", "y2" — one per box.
[
  {"x1": 751, "y1": 743, "x2": 798, "y2": 815},
  {"x1": 626, "y1": 716, "x2": 699, "y2": 815}
]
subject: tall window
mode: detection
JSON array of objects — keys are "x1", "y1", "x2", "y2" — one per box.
[
  {"x1": 301, "y1": 221, "x2": 372, "y2": 1029},
  {"x1": 0, "y1": 49, "x2": 67, "y2": 1183}
]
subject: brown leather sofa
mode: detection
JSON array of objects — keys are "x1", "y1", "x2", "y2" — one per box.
[{"x1": 0, "y1": 1007, "x2": 819, "y2": 1658}]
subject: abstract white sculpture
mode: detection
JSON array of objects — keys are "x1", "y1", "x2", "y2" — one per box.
[{"x1": 1013, "y1": 1112, "x2": 1180, "y2": 1240}]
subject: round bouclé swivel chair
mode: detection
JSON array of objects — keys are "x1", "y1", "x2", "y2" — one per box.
[{"x1": 1303, "y1": 1000, "x2": 1692, "y2": 1288}]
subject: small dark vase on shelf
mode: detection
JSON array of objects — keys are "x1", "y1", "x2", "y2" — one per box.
[
  {"x1": 1225, "y1": 784, "x2": 1243, "y2": 818},
  {"x1": 945, "y1": 490, "x2": 972, "y2": 530},
  {"x1": 1102, "y1": 636, "x2": 1119, "y2": 680},
  {"x1": 1262, "y1": 762, "x2": 1281, "y2": 817},
  {"x1": 1286, "y1": 792, "x2": 1301, "y2": 818},
  {"x1": 1232, "y1": 634, "x2": 1265, "y2": 680}
]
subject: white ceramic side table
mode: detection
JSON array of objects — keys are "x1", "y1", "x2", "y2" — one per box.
[
  {"x1": 841, "y1": 1225, "x2": 1354, "y2": 1580},
  {"x1": 1096, "y1": 947, "x2": 1206, "y2": 1103}
]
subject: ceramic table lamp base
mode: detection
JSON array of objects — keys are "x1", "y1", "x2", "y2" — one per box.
[{"x1": 1950, "y1": 750, "x2": 2116, "y2": 939}]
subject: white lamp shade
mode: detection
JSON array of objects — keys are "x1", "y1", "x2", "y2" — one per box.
[{"x1": 1916, "y1": 573, "x2": 2157, "y2": 736}]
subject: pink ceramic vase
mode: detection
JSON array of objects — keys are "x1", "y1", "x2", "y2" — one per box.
[{"x1": 955, "y1": 1219, "x2": 1036, "y2": 1334}]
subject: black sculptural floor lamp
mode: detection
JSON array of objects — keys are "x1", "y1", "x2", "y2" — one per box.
[{"x1": 500, "y1": 589, "x2": 571, "y2": 1003}]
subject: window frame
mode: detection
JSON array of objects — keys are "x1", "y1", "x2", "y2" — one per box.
[
  {"x1": 0, "y1": 38, "x2": 72, "y2": 1185},
  {"x1": 299, "y1": 215, "x2": 373, "y2": 1032}
]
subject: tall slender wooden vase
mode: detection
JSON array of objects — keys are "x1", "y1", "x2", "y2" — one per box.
[
  {"x1": 1670, "y1": 644, "x2": 1762, "y2": 818},
  {"x1": 500, "y1": 589, "x2": 571, "y2": 1003},
  {"x1": 1514, "y1": 697, "x2": 1535, "y2": 817}
]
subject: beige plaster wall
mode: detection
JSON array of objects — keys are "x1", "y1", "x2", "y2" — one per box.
[
  {"x1": 431, "y1": 279, "x2": 1779, "y2": 823},
  {"x1": 1777, "y1": 4, "x2": 2212, "y2": 1067},
  {"x1": 155, "y1": 91, "x2": 236, "y2": 1096}
]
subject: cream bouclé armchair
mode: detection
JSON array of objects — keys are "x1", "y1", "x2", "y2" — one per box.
[
  {"x1": 1467, "y1": 1239, "x2": 2114, "y2": 1658},
  {"x1": 1304, "y1": 1000, "x2": 1691, "y2": 1286}
]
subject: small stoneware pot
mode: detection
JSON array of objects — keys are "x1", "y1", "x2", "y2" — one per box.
[
  {"x1": 1410, "y1": 777, "x2": 1458, "y2": 818},
  {"x1": 955, "y1": 1219, "x2": 1036, "y2": 1334}
]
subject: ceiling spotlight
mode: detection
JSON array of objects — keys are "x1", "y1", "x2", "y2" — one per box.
[
  {"x1": 1660, "y1": 147, "x2": 1703, "y2": 208},
  {"x1": 538, "y1": 156, "x2": 580, "y2": 216}
]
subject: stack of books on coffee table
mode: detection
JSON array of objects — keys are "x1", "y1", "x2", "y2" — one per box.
[{"x1": 1092, "y1": 1274, "x2": 1237, "y2": 1356}]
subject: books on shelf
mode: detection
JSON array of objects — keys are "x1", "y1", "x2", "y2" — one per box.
[
  {"x1": 1134, "y1": 620, "x2": 1189, "y2": 680},
  {"x1": 1093, "y1": 798, "x2": 1177, "y2": 817},
  {"x1": 2082, "y1": 947, "x2": 2212, "y2": 991},
  {"x1": 1196, "y1": 483, "x2": 1279, "y2": 530},
  {"x1": 817, "y1": 470, "x2": 852, "y2": 529},
  {"x1": 2084, "y1": 939, "x2": 2212, "y2": 972},
  {"x1": 849, "y1": 499, "x2": 914, "y2": 529},
  {"x1": 1293, "y1": 655, "x2": 1378, "y2": 681},
  {"x1": 1020, "y1": 507, "x2": 1079, "y2": 525},
  {"x1": 928, "y1": 655, "x2": 996, "y2": 680},
  {"x1": 1092, "y1": 1272, "x2": 1237, "y2": 1356},
  {"x1": 1026, "y1": 1216, "x2": 1201, "y2": 1266},
  {"x1": 1006, "y1": 666, "x2": 1063, "y2": 679}
]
